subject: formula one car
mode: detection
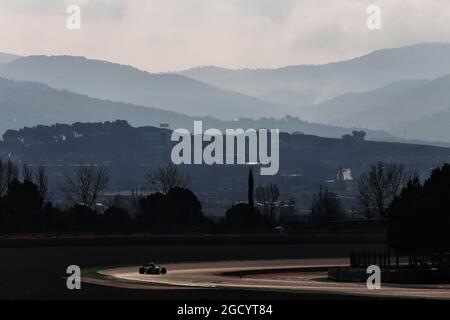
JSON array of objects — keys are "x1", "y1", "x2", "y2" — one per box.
[{"x1": 139, "y1": 262, "x2": 167, "y2": 275}]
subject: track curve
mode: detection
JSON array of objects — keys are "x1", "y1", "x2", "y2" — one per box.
[{"x1": 86, "y1": 259, "x2": 450, "y2": 300}]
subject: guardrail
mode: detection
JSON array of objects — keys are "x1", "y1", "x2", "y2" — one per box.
[{"x1": 350, "y1": 251, "x2": 400, "y2": 269}]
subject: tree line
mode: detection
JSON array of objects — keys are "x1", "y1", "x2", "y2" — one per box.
[
  {"x1": 311, "y1": 160, "x2": 450, "y2": 255},
  {"x1": 310, "y1": 161, "x2": 417, "y2": 225},
  {"x1": 0, "y1": 161, "x2": 289, "y2": 234},
  {"x1": 0, "y1": 161, "x2": 206, "y2": 233},
  {"x1": 388, "y1": 164, "x2": 450, "y2": 255},
  {"x1": 2, "y1": 156, "x2": 450, "y2": 254}
]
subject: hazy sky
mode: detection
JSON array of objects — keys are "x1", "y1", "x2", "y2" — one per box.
[{"x1": 1, "y1": 0, "x2": 450, "y2": 72}]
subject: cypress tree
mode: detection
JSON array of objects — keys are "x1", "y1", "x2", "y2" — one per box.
[{"x1": 248, "y1": 168, "x2": 254, "y2": 212}]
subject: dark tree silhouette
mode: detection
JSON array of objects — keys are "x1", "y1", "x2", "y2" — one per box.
[
  {"x1": 21, "y1": 164, "x2": 49, "y2": 202},
  {"x1": 255, "y1": 183, "x2": 280, "y2": 221},
  {"x1": 311, "y1": 185, "x2": 345, "y2": 226},
  {"x1": 357, "y1": 161, "x2": 411, "y2": 219},
  {"x1": 145, "y1": 164, "x2": 191, "y2": 194},
  {"x1": 0, "y1": 159, "x2": 211, "y2": 234},
  {"x1": 388, "y1": 164, "x2": 450, "y2": 255},
  {"x1": 138, "y1": 192, "x2": 166, "y2": 225},
  {"x1": 166, "y1": 187, "x2": 203, "y2": 224},
  {"x1": 0, "y1": 161, "x2": 58, "y2": 233},
  {"x1": 61, "y1": 165, "x2": 109, "y2": 208},
  {"x1": 39, "y1": 203, "x2": 69, "y2": 232},
  {"x1": 248, "y1": 168, "x2": 254, "y2": 212},
  {"x1": 0, "y1": 160, "x2": 19, "y2": 197},
  {"x1": 22, "y1": 164, "x2": 33, "y2": 182},
  {"x1": 225, "y1": 203, "x2": 262, "y2": 226},
  {"x1": 137, "y1": 187, "x2": 203, "y2": 225},
  {"x1": 103, "y1": 206, "x2": 132, "y2": 230},
  {"x1": 278, "y1": 199, "x2": 297, "y2": 222},
  {"x1": 1, "y1": 179, "x2": 43, "y2": 232},
  {"x1": 34, "y1": 166, "x2": 49, "y2": 203},
  {"x1": 387, "y1": 178, "x2": 422, "y2": 254},
  {"x1": 224, "y1": 168, "x2": 264, "y2": 228},
  {"x1": 67, "y1": 204, "x2": 101, "y2": 232}
]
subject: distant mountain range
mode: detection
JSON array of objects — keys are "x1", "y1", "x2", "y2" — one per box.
[
  {"x1": 0, "y1": 77, "x2": 393, "y2": 141},
  {"x1": 0, "y1": 53, "x2": 20, "y2": 64},
  {"x1": 298, "y1": 80, "x2": 428, "y2": 124},
  {"x1": 298, "y1": 75, "x2": 450, "y2": 142},
  {"x1": 1, "y1": 43, "x2": 450, "y2": 143},
  {"x1": 180, "y1": 43, "x2": 450, "y2": 106},
  {"x1": 0, "y1": 53, "x2": 20, "y2": 69},
  {"x1": 180, "y1": 43, "x2": 450, "y2": 142},
  {"x1": 0, "y1": 55, "x2": 297, "y2": 120}
]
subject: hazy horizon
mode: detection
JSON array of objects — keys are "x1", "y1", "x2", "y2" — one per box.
[
  {"x1": 3, "y1": 42, "x2": 450, "y2": 74},
  {"x1": 1, "y1": 0, "x2": 450, "y2": 72}
]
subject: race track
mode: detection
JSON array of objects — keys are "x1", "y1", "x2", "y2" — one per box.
[{"x1": 89, "y1": 259, "x2": 450, "y2": 300}]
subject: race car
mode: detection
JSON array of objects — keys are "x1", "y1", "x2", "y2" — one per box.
[{"x1": 139, "y1": 262, "x2": 167, "y2": 275}]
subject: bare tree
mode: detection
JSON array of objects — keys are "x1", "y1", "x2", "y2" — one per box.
[
  {"x1": 22, "y1": 164, "x2": 49, "y2": 202},
  {"x1": 357, "y1": 162, "x2": 412, "y2": 219},
  {"x1": 255, "y1": 183, "x2": 280, "y2": 221},
  {"x1": 61, "y1": 165, "x2": 109, "y2": 208},
  {"x1": 0, "y1": 159, "x2": 19, "y2": 197},
  {"x1": 311, "y1": 185, "x2": 345, "y2": 225},
  {"x1": 278, "y1": 198, "x2": 297, "y2": 222},
  {"x1": 145, "y1": 164, "x2": 190, "y2": 194},
  {"x1": 34, "y1": 166, "x2": 49, "y2": 202},
  {"x1": 22, "y1": 163, "x2": 33, "y2": 182}
]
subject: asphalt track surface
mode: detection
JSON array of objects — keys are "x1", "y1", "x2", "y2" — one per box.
[
  {"x1": 94, "y1": 259, "x2": 450, "y2": 300},
  {"x1": 1, "y1": 243, "x2": 387, "y2": 299}
]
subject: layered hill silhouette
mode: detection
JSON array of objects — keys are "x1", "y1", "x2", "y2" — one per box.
[
  {"x1": 0, "y1": 77, "x2": 394, "y2": 141},
  {"x1": 0, "y1": 53, "x2": 20, "y2": 64},
  {"x1": 2, "y1": 43, "x2": 450, "y2": 142},
  {"x1": 3, "y1": 120, "x2": 449, "y2": 173},
  {"x1": 298, "y1": 75, "x2": 450, "y2": 142},
  {"x1": 298, "y1": 80, "x2": 428, "y2": 124},
  {"x1": 180, "y1": 43, "x2": 450, "y2": 106},
  {"x1": 0, "y1": 55, "x2": 297, "y2": 120},
  {"x1": 0, "y1": 53, "x2": 20, "y2": 68}
]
